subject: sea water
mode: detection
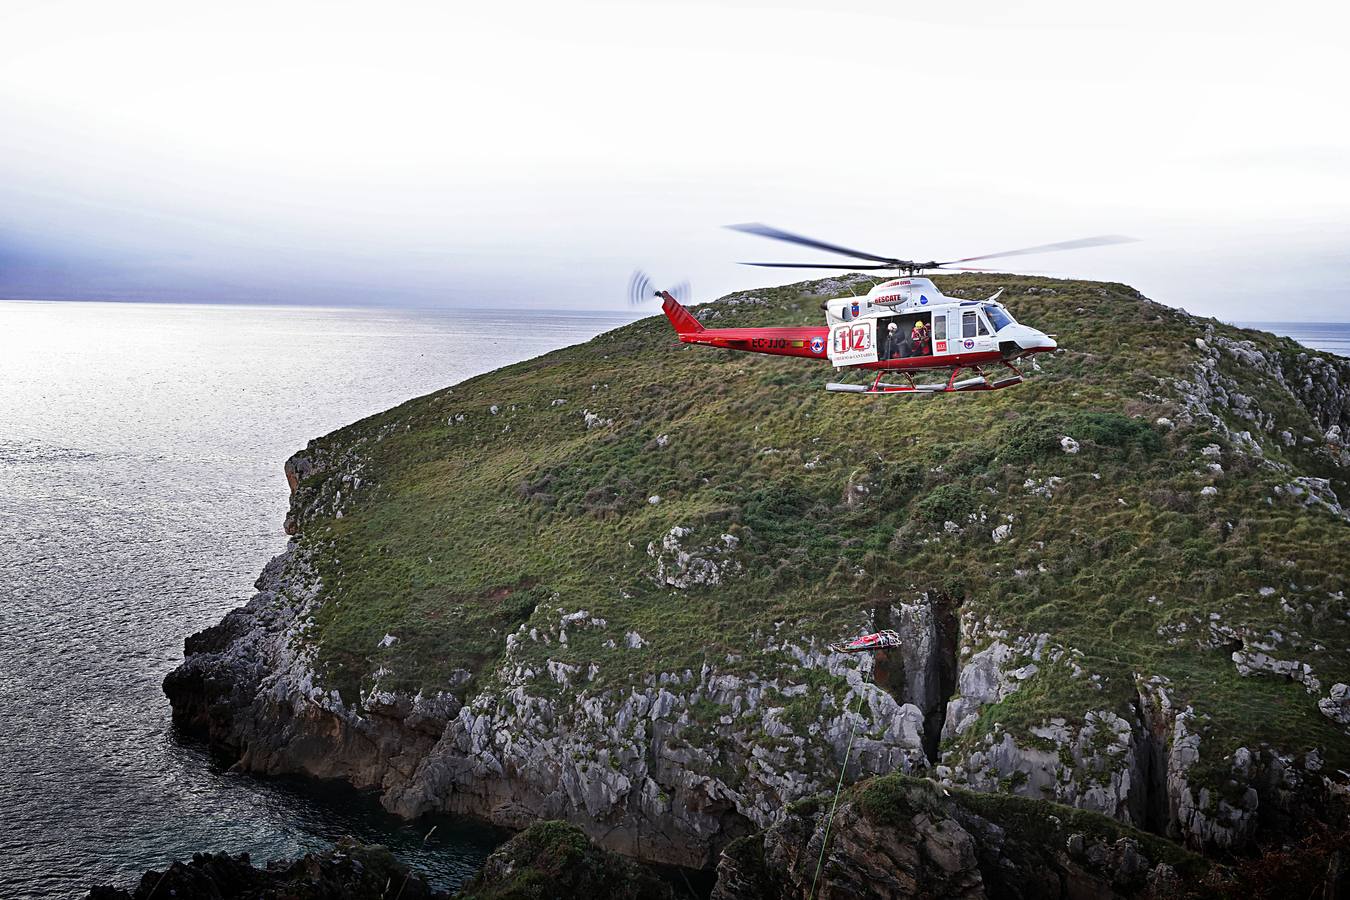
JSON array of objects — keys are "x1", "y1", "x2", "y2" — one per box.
[
  {"x1": 0, "y1": 300, "x2": 636, "y2": 899},
  {"x1": 1235, "y1": 321, "x2": 1350, "y2": 358}
]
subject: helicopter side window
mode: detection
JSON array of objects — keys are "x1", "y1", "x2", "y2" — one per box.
[
  {"x1": 962, "y1": 311, "x2": 977, "y2": 338},
  {"x1": 933, "y1": 314, "x2": 947, "y2": 343},
  {"x1": 977, "y1": 315, "x2": 990, "y2": 336}
]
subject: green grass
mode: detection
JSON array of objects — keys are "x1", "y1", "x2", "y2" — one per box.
[{"x1": 282, "y1": 272, "x2": 1350, "y2": 794}]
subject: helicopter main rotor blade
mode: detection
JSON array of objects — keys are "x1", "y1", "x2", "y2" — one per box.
[
  {"x1": 741, "y1": 262, "x2": 901, "y2": 270},
  {"x1": 727, "y1": 223, "x2": 899, "y2": 264},
  {"x1": 939, "y1": 235, "x2": 1137, "y2": 266}
]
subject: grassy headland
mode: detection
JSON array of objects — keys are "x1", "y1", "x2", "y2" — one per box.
[{"x1": 283, "y1": 273, "x2": 1350, "y2": 787}]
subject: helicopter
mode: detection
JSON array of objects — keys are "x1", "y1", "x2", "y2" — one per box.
[{"x1": 633, "y1": 224, "x2": 1135, "y2": 395}]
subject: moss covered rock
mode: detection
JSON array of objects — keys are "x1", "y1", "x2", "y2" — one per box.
[{"x1": 455, "y1": 820, "x2": 672, "y2": 900}]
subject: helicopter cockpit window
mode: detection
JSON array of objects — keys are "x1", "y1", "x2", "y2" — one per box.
[
  {"x1": 962, "y1": 311, "x2": 977, "y2": 338},
  {"x1": 983, "y1": 305, "x2": 1014, "y2": 331}
]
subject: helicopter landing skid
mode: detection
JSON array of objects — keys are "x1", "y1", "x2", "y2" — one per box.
[{"x1": 826, "y1": 363, "x2": 1024, "y2": 396}]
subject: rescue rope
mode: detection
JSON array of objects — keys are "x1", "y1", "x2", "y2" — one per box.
[
  {"x1": 809, "y1": 693, "x2": 864, "y2": 900},
  {"x1": 392, "y1": 824, "x2": 437, "y2": 900}
]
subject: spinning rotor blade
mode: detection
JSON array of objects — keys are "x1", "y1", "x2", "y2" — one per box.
[
  {"x1": 741, "y1": 262, "x2": 899, "y2": 270},
  {"x1": 727, "y1": 223, "x2": 899, "y2": 264},
  {"x1": 940, "y1": 235, "x2": 1138, "y2": 266},
  {"x1": 945, "y1": 266, "x2": 1063, "y2": 276},
  {"x1": 728, "y1": 221, "x2": 1136, "y2": 274},
  {"x1": 628, "y1": 270, "x2": 654, "y2": 306},
  {"x1": 628, "y1": 269, "x2": 691, "y2": 305}
]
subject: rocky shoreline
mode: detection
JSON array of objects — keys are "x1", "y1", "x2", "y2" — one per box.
[
  {"x1": 162, "y1": 541, "x2": 1347, "y2": 869},
  {"x1": 84, "y1": 797, "x2": 1350, "y2": 900},
  {"x1": 85, "y1": 840, "x2": 445, "y2": 900},
  {"x1": 83, "y1": 826, "x2": 678, "y2": 900}
]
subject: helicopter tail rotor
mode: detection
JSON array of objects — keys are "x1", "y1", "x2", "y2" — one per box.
[
  {"x1": 627, "y1": 270, "x2": 653, "y2": 306},
  {"x1": 628, "y1": 269, "x2": 691, "y2": 306}
]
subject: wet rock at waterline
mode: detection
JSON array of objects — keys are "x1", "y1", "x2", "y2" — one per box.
[{"x1": 85, "y1": 841, "x2": 444, "y2": 900}]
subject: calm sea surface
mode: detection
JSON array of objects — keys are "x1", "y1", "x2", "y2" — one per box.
[
  {"x1": 0, "y1": 301, "x2": 636, "y2": 899},
  {"x1": 1236, "y1": 321, "x2": 1350, "y2": 358}
]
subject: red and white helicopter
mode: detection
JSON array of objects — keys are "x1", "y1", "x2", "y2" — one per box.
[{"x1": 634, "y1": 224, "x2": 1134, "y2": 395}]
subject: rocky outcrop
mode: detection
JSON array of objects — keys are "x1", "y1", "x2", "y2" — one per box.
[
  {"x1": 85, "y1": 840, "x2": 443, "y2": 900},
  {"x1": 1176, "y1": 323, "x2": 1350, "y2": 469},
  {"x1": 710, "y1": 775, "x2": 1202, "y2": 900},
  {"x1": 282, "y1": 428, "x2": 377, "y2": 534},
  {"x1": 166, "y1": 538, "x2": 1346, "y2": 867},
  {"x1": 166, "y1": 550, "x2": 955, "y2": 869},
  {"x1": 163, "y1": 546, "x2": 460, "y2": 801},
  {"x1": 1322, "y1": 684, "x2": 1350, "y2": 733},
  {"x1": 648, "y1": 525, "x2": 744, "y2": 589},
  {"x1": 936, "y1": 619, "x2": 1147, "y2": 825},
  {"x1": 933, "y1": 618, "x2": 1346, "y2": 854},
  {"x1": 454, "y1": 820, "x2": 673, "y2": 900}
]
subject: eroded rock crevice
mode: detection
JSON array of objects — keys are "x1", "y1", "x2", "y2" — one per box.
[
  {"x1": 1131, "y1": 685, "x2": 1170, "y2": 836},
  {"x1": 870, "y1": 593, "x2": 961, "y2": 764},
  {"x1": 928, "y1": 596, "x2": 961, "y2": 763}
]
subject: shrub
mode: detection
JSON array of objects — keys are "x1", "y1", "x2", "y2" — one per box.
[
  {"x1": 997, "y1": 414, "x2": 1065, "y2": 463},
  {"x1": 742, "y1": 483, "x2": 814, "y2": 537},
  {"x1": 997, "y1": 410, "x2": 1160, "y2": 463},
  {"x1": 915, "y1": 483, "x2": 978, "y2": 523},
  {"x1": 1064, "y1": 411, "x2": 1161, "y2": 454}
]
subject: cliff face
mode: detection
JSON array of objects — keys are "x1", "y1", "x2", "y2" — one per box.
[
  {"x1": 710, "y1": 774, "x2": 1207, "y2": 900},
  {"x1": 165, "y1": 274, "x2": 1350, "y2": 870}
]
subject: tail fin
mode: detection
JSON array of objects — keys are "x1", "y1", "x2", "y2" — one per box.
[{"x1": 659, "y1": 291, "x2": 704, "y2": 335}]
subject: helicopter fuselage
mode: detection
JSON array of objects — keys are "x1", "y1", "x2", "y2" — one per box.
[{"x1": 660, "y1": 277, "x2": 1056, "y2": 376}]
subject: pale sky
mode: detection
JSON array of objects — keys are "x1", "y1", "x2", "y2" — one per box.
[{"x1": 1, "y1": 0, "x2": 1347, "y2": 319}]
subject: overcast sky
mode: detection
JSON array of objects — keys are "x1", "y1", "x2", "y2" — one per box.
[{"x1": 1, "y1": 1, "x2": 1347, "y2": 319}]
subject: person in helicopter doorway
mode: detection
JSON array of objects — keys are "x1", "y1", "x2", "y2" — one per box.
[
  {"x1": 911, "y1": 318, "x2": 931, "y2": 356},
  {"x1": 885, "y1": 322, "x2": 903, "y2": 359}
]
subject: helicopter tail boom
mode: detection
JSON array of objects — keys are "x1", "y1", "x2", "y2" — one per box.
[
  {"x1": 659, "y1": 291, "x2": 705, "y2": 335},
  {"x1": 657, "y1": 292, "x2": 830, "y2": 360}
]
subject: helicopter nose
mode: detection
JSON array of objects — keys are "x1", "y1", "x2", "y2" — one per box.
[{"x1": 1010, "y1": 326, "x2": 1056, "y2": 351}]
